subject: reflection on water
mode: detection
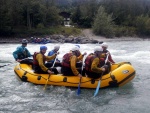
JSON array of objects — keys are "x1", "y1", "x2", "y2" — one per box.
[{"x1": 0, "y1": 41, "x2": 150, "y2": 113}]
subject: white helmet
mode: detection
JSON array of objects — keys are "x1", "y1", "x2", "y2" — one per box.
[
  {"x1": 54, "y1": 45, "x2": 60, "y2": 50},
  {"x1": 101, "y1": 42, "x2": 108, "y2": 48},
  {"x1": 71, "y1": 46, "x2": 79, "y2": 51},
  {"x1": 94, "y1": 46, "x2": 103, "y2": 52}
]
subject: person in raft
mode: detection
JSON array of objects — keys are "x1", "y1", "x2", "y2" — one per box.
[
  {"x1": 12, "y1": 39, "x2": 32, "y2": 65},
  {"x1": 70, "y1": 45, "x2": 87, "y2": 68},
  {"x1": 101, "y1": 42, "x2": 115, "y2": 64},
  {"x1": 84, "y1": 46, "x2": 108, "y2": 79},
  {"x1": 61, "y1": 46, "x2": 86, "y2": 78},
  {"x1": 33, "y1": 46, "x2": 59, "y2": 74},
  {"x1": 46, "y1": 45, "x2": 61, "y2": 67}
]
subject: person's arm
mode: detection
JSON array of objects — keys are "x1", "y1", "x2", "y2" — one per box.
[
  {"x1": 108, "y1": 53, "x2": 115, "y2": 63},
  {"x1": 45, "y1": 54, "x2": 57, "y2": 62},
  {"x1": 77, "y1": 52, "x2": 87, "y2": 61},
  {"x1": 70, "y1": 56, "x2": 80, "y2": 76},
  {"x1": 36, "y1": 54, "x2": 49, "y2": 72},
  {"x1": 12, "y1": 47, "x2": 21, "y2": 60},
  {"x1": 91, "y1": 58, "x2": 105, "y2": 73}
]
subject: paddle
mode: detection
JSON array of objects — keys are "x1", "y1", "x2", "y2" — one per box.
[
  {"x1": 0, "y1": 63, "x2": 11, "y2": 68},
  {"x1": 77, "y1": 54, "x2": 86, "y2": 95},
  {"x1": 43, "y1": 54, "x2": 58, "y2": 90},
  {"x1": 94, "y1": 53, "x2": 109, "y2": 97},
  {"x1": 77, "y1": 77, "x2": 82, "y2": 95},
  {"x1": 0, "y1": 57, "x2": 32, "y2": 68}
]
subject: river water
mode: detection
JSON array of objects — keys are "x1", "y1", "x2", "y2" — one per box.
[{"x1": 0, "y1": 40, "x2": 150, "y2": 113}]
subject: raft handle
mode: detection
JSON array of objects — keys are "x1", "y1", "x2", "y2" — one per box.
[
  {"x1": 37, "y1": 76, "x2": 41, "y2": 80},
  {"x1": 21, "y1": 71, "x2": 28, "y2": 82},
  {"x1": 91, "y1": 79, "x2": 95, "y2": 84},
  {"x1": 63, "y1": 77, "x2": 67, "y2": 82},
  {"x1": 110, "y1": 75, "x2": 116, "y2": 81}
]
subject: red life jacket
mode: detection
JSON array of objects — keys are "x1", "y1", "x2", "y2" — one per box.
[
  {"x1": 33, "y1": 52, "x2": 46, "y2": 65},
  {"x1": 61, "y1": 53, "x2": 73, "y2": 68},
  {"x1": 85, "y1": 55, "x2": 100, "y2": 72}
]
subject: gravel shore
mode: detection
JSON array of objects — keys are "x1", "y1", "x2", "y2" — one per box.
[
  {"x1": 0, "y1": 29, "x2": 149, "y2": 43},
  {"x1": 81, "y1": 29, "x2": 147, "y2": 42}
]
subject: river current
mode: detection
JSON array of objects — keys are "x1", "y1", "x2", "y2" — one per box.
[{"x1": 0, "y1": 40, "x2": 150, "y2": 113}]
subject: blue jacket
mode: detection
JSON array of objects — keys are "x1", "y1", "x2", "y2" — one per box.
[
  {"x1": 48, "y1": 50, "x2": 59, "y2": 63},
  {"x1": 13, "y1": 46, "x2": 31, "y2": 60}
]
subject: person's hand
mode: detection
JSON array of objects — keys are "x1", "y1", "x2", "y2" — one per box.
[
  {"x1": 83, "y1": 52, "x2": 87, "y2": 56},
  {"x1": 47, "y1": 70, "x2": 54, "y2": 74},
  {"x1": 16, "y1": 59, "x2": 22, "y2": 62},
  {"x1": 103, "y1": 65, "x2": 108, "y2": 69},
  {"x1": 102, "y1": 67, "x2": 106, "y2": 72},
  {"x1": 106, "y1": 52, "x2": 110, "y2": 55},
  {"x1": 78, "y1": 73, "x2": 82, "y2": 78}
]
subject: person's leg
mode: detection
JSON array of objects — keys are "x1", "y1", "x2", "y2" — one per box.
[
  {"x1": 45, "y1": 62, "x2": 53, "y2": 67},
  {"x1": 61, "y1": 67, "x2": 74, "y2": 76}
]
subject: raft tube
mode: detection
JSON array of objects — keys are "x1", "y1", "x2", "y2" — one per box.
[{"x1": 14, "y1": 62, "x2": 136, "y2": 88}]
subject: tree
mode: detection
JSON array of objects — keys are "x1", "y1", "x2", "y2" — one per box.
[{"x1": 92, "y1": 6, "x2": 115, "y2": 38}]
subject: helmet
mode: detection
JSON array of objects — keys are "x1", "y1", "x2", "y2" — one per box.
[
  {"x1": 94, "y1": 46, "x2": 103, "y2": 52},
  {"x1": 71, "y1": 46, "x2": 79, "y2": 51},
  {"x1": 40, "y1": 46, "x2": 47, "y2": 51},
  {"x1": 54, "y1": 45, "x2": 60, "y2": 50},
  {"x1": 101, "y1": 42, "x2": 108, "y2": 48},
  {"x1": 22, "y1": 39, "x2": 28, "y2": 44}
]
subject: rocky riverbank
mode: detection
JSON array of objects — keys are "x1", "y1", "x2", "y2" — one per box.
[
  {"x1": 0, "y1": 29, "x2": 149, "y2": 44},
  {"x1": 0, "y1": 34, "x2": 102, "y2": 44}
]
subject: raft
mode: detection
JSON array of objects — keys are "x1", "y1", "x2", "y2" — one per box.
[{"x1": 14, "y1": 62, "x2": 136, "y2": 89}]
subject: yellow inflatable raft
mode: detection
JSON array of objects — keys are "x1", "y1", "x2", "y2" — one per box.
[{"x1": 14, "y1": 62, "x2": 136, "y2": 88}]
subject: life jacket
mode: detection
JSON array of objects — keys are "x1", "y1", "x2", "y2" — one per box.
[
  {"x1": 33, "y1": 52, "x2": 46, "y2": 65},
  {"x1": 61, "y1": 53, "x2": 73, "y2": 68},
  {"x1": 18, "y1": 49, "x2": 28, "y2": 59},
  {"x1": 85, "y1": 55, "x2": 100, "y2": 72}
]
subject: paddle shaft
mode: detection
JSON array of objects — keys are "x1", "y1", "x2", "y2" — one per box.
[
  {"x1": 94, "y1": 53, "x2": 109, "y2": 96},
  {"x1": 43, "y1": 54, "x2": 58, "y2": 90},
  {"x1": 77, "y1": 54, "x2": 87, "y2": 95}
]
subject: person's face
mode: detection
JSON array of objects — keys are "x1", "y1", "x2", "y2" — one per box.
[
  {"x1": 95, "y1": 51, "x2": 102, "y2": 57},
  {"x1": 41, "y1": 49, "x2": 47, "y2": 54},
  {"x1": 54, "y1": 48, "x2": 59, "y2": 52},
  {"x1": 22, "y1": 43, "x2": 27, "y2": 47},
  {"x1": 102, "y1": 46, "x2": 107, "y2": 50},
  {"x1": 74, "y1": 50, "x2": 80, "y2": 57}
]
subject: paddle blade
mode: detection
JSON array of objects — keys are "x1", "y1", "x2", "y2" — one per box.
[
  {"x1": 94, "y1": 80, "x2": 101, "y2": 97},
  {"x1": 77, "y1": 85, "x2": 81, "y2": 95},
  {"x1": 43, "y1": 80, "x2": 48, "y2": 90},
  {"x1": 43, "y1": 74, "x2": 50, "y2": 90},
  {"x1": 77, "y1": 78, "x2": 82, "y2": 95}
]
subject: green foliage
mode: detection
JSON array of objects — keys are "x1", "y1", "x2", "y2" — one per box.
[
  {"x1": 92, "y1": 6, "x2": 115, "y2": 38},
  {"x1": 135, "y1": 15, "x2": 150, "y2": 36},
  {"x1": 36, "y1": 23, "x2": 45, "y2": 29},
  {"x1": 7, "y1": 26, "x2": 81, "y2": 37},
  {"x1": 71, "y1": 0, "x2": 98, "y2": 28},
  {"x1": 114, "y1": 26, "x2": 136, "y2": 37},
  {"x1": 1, "y1": 0, "x2": 150, "y2": 37}
]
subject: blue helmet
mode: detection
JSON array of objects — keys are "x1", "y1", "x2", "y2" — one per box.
[
  {"x1": 40, "y1": 46, "x2": 47, "y2": 51},
  {"x1": 75, "y1": 45, "x2": 80, "y2": 48}
]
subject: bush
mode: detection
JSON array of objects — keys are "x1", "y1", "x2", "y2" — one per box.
[
  {"x1": 92, "y1": 6, "x2": 115, "y2": 38},
  {"x1": 135, "y1": 15, "x2": 150, "y2": 36},
  {"x1": 114, "y1": 26, "x2": 136, "y2": 37}
]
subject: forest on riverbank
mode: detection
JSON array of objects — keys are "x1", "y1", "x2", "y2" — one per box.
[{"x1": 0, "y1": 0, "x2": 150, "y2": 38}]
